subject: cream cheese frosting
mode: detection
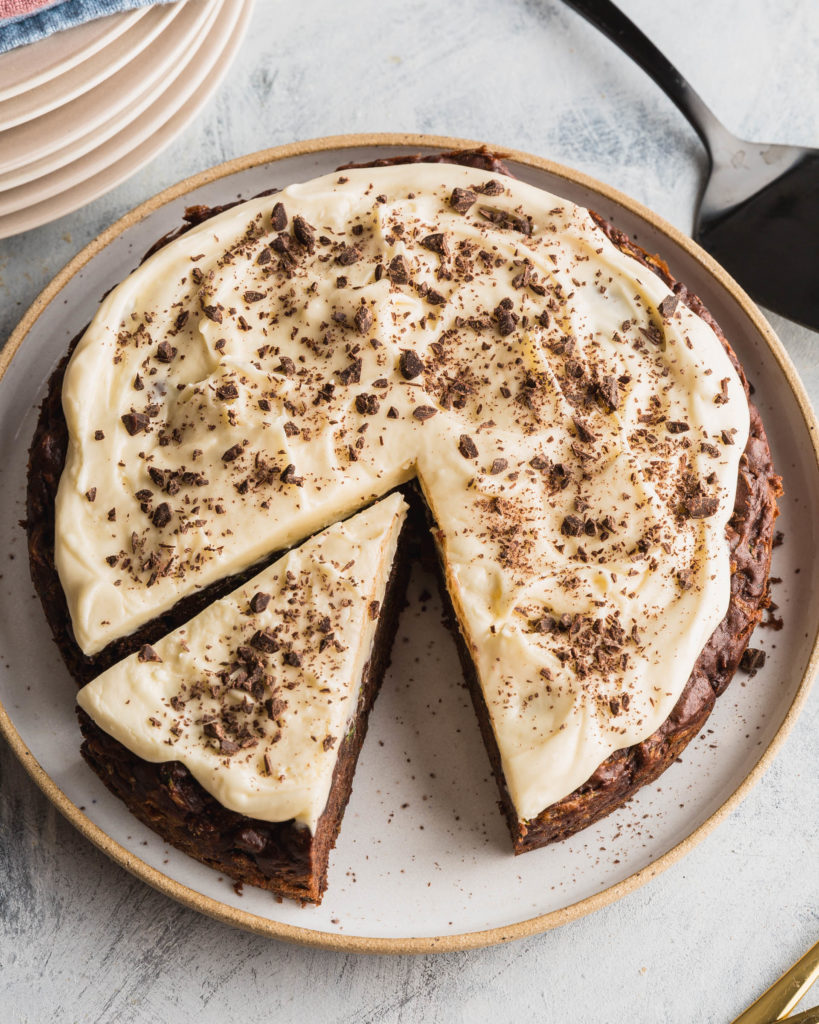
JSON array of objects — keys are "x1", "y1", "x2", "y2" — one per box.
[
  {"x1": 77, "y1": 493, "x2": 407, "y2": 830},
  {"x1": 58, "y1": 161, "x2": 749, "y2": 820}
]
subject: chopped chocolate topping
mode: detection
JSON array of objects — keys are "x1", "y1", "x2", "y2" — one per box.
[
  {"x1": 243, "y1": 290, "x2": 266, "y2": 304},
  {"x1": 337, "y1": 359, "x2": 362, "y2": 385},
  {"x1": 449, "y1": 187, "x2": 478, "y2": 213},
  {"x1": 399, "y1": 349, "x2": 424, "y2": 380},
  {"x1": 458, "y1": 434, "x2": 479, "y2": 459},
  {"x1": 479, "y1": 206, "x2": 532, "y2": 234},
  {"x1": 489, "y1": 458, "x2": 508, "y2": 475},
  {"x1": 152, "y1": 503, "x2": 172, "y2": 528},
  {"x1": 280, "y1": 464, "x2": 303, "y2": 486},
  {"x1": 561, "y1": 514, "x2": 584, "y2": 537},
  {"x1": 250, "y1": 628, "x2": 280, "y2": 653},
  {"x1": 283, "y1": 650, "x2": 302, "y2": 667},
  {"x1": 121, "y1": 412, "x2": 150, "y2": 436},
  {"x1": 596, "y1": 375, "x2": 620, "y2": 412},
  {"x1": 276, "y1": 355, "x2": 296, "y2": 376},
  {"x1": 353, "y1": 305, "x2": 373, "y2": 335},
  {"x1": 388, "y1": 254, "x2": 411, "y2": 284},
  {"x1": 368, "y1": 600, "x2": 380, "y2": 620},
  {"x1": 666, "y1": 421, "x2": 690, "y2": 434},
  {"x1": 292, "y1": 215, "x2": 315, "y2": 250},
  {"x1": 413, "y1": 405, "x2": 437, "y2": 421},
  {"x1": 202, "y1": 305, "x2": 223, "y2": 324},
  {"x1": 271, "y1": 202, "x2": 288, "y2": 231},
  {"x1": 336, "y1": 245, "x2": 361, "y2": 266},
  {"x1": 221, "y1": 443, "x2": 244, "y2": 463},
  {"x1": 682, "y1": 493, "x2": 719, "y2": 519},
  {"x1": 355, "y1": 393, "x2": 380, "y2": 416},
  {"x1": 249, "y1": 592, "x2": 271, "y2": 614},
  {"x1": 659, "y1": 294, "x2": 680, "y2": 318},
  {"x1": 137, "y1": 644, "x2": 162, "y2": 663},
  {"x1": 421, "y1": 232, "x2": 449, "y2": 256},
  {"x1": 216, "y1": 382, "x2": 239, "y2": 400},
  {"x1": 156, "y1": 341, "x2": 176, "y2": 363},
  {"x1": 322, "y1": 735, "x2": 337, "y2": 751}
]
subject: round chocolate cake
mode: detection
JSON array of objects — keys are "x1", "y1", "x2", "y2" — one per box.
[{"x1": 26, "y1": 148, "x2": 781, "y2": 903}]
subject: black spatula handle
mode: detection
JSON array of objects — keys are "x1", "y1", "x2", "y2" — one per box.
[{"x1": 561, "y1": 0, "x2": 724, "y2": 154}]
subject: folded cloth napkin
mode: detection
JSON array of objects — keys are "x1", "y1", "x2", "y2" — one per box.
[{"x1": 0, "y1": 0, "x2": 177, "y2": 54}]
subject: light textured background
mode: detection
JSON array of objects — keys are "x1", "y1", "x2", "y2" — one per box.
[{"x1": 1, "y1": 1, "x2": 818, "y2": 1021}]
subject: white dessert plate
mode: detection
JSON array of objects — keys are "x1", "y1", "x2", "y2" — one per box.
[
  {"x1": 1, "y1": 135, "x2": 817, "y2": 954},
  {"x1": 0, "y1": 7, "x2": 145, "y2": 103},
  {"x1": 0, "y1": 1, "x2": 185, "y2": 133},
  {"x1": 0, "y1": 0, "x2": 222, "y2": 177},
  {"x1": 0, "y1": 0, "x2": 246, "y2": 216},
  {"x1": 0, "y1": 0, "x2": 253, "y2": 237}
]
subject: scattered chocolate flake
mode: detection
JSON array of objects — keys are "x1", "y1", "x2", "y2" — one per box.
[
  {"x1": 715, "y1": 377, "x2": 730, "y2": 405},
  {"x1": 413, "y1": 405, "x2": 437, "y2": 421},
  {"x1": 676, "y1": 568, "x2": 694, "y2": 590},
  {"x1": 173, "y1": 310, "x2": 189, "y2": 331},
  {"x1": 216, "y1": 382, "x2": 239, "y2": 400},
  {"x1": 276, "y1": 355, "x2": 296, "y2": 376},
  {"x1": 478, "y1": 206, "x2": 532, "y2": 234},
  {"x1": 202, "y1": 304, "x2": 223, "y2": 324},
  {"x1": 666, "y1": 421, "x2": 690, "y2": 434},
  {"x1": 355, "y1": 393, "x2": 380, "y2": 415},
  {"x1": 386, "y1": 406, "x2": 399, "y2": 419},
  {"x1": 251, "y1": 628, "x2": 280, "y2": 653},
  {"x1": 596, "y1": 375, "x2": 620, "y2": 412},
  {"x1": 94, "y1": 429, "x2": 105, "y2": 440},
  {"x1": 721, "y1": 429, "x2": 735, "y2": 445},
  {"x1": 368, "y1": 600, "x2": 381, "y2": 620},
  {"x1": 85, "y1": 488, "x2": 96, "y2": 502},
  {"x1": 138, "y1": 644, "x2": 162, "y2": 663},
  {"x1": 337, "y1": 359, "x2": 362, "y2": 385},
  {"x1": 248, "y1": 592, "x2": 271, "y2": 614},
  {"x1": 421, "y1": 232, "x2": 449, "y2": 256},
  {"x1": 658, "y1": 294, "x2": 680, "y2": 318},
  {"x1": 387, "y1": 254, "x2": 411, "y2": 284},
  {"x1": 280, "y1": 464, "x2": 303, "y2": 486},
  {"x1": 271, "y1": 202, "x2": 288, "y2": 231},
  {"x1": 449, "y1": 187, "x2": 477, "y2": 213},
  {"x1": 156, "y1": 340, "x2": 176, "y2": 363},
  {"x1": 458, "y1": 434, "x2": 478, "y2": 459},
  {"x1": 322, "y1": 735, "x2": 337, "y2": 751},
  {"x1": 221, "y1": 443, "x2": 244, "y2": 463},
  {"x1": 572, "y1": 417, "x2": 595, "y2": 443},
  {"x1": 561, "y1": 514, "x2": 584, "y2": 537},
  {"x1": 683, "y1": 493, "x2": 719, "y2": 519},
  {"x1": 399, "y1": 349, "x2": 424, "y2": 380},
  {"x1": 336, "y1": 245, "x2": 361, "y2": 266},
  {"x1": 243, "y1": 290, "x2": 265, "y2": 304},
  {"x1": 133, "y1": 375, "x2": 144, "y2": 391},
  {"x1": 152, "y1": 502, "x2": 172, "y2": 528},
  {"x1": 489, "y1": 458, "x2": 508, "y2": 475},
  {"x1": 121, "y1": 412, "x2": 150, "y2": 436},
  {"x1": 494, "y1": 298, "x2": 519, "y2": 336},
  {"x1": 293, "y1": 215, "x2": 315, "y2": 250},
  {"x1": 283, "y1": 650, "x2": 302, "y2": 667},
  {"x1": 476, "y1": 179, "x2": 504, "y2": 196},
  {"x1": 353, "y1": 305, "x2": 373, "y2": 335}
]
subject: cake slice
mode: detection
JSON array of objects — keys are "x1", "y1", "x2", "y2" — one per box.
[{"x1": 76, "y1": 493, "x2": 409, "y2": 903}]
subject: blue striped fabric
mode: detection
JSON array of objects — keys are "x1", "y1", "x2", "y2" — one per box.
[{"x1": 0, "y1": 0, "x2": 177, "y2": 55}]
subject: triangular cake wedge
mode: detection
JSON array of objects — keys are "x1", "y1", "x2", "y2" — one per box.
[{"x1": 76, "y1": 493, "x2": 409, "y2": 903}]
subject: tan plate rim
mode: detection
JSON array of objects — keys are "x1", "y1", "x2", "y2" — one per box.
[{"x1": 1, "y1": 132, "x2": 818, "y2": 955}]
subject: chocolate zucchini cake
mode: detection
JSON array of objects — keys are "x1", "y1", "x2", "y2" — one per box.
[{"x1": 26, "y1": 148, "x2": 781, "y2": 902}]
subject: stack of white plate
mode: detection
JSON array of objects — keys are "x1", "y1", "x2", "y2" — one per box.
[{"x1": 0, "y1": 0, "x2": 254, "y2": 238}]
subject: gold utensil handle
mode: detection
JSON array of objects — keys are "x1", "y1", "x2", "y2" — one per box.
[
  {"x1": 732, "y1": 940, "x2": 819, "y2": 1023},
  {"x1": 768, "y1": 1008, "x2": 819, "y2": 1024}
]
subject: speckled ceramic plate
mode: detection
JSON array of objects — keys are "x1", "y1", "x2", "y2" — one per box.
[{"x1": 1, "y1": 135, "x2": 817, "y2": 953}]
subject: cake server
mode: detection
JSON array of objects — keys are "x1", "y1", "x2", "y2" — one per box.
[{"x1": 562, "y1": 0, "x2": 819, "y2": 331}]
